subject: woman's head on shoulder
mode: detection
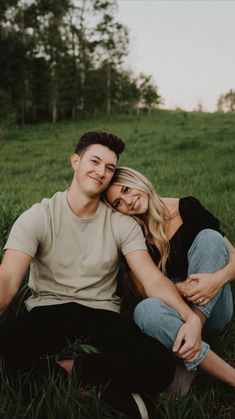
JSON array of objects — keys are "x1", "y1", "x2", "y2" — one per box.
[
  {"x1": 104, "y1": 166, "x2": 170, "y2": 273},
  {"x1": 105, "y1": 166, "x2": 157, "y2": 216}
]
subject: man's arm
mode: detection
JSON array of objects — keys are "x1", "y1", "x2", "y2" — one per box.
[
  {"x1": 125, "y1": 249, "x2": 202, "y2": 362},
  {"x1": 0, "y1": 250, "x2": 32, "y2": 316}
]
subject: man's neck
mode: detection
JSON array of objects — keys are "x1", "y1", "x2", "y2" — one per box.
[{"x1": 66, "y1": 184, "x2": 101, "y2": 218}]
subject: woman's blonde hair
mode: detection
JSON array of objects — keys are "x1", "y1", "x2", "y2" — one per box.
[{"x1": 104, "y1": 166, "x2": 170, "y2": 273}]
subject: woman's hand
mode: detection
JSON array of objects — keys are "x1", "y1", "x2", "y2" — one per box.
[
  {"x1": 184, "y1": 272, "x2": 224, "y2": 305},
  {"x1": 172, "y1": 313, "x2": 202, "y2": 362}
]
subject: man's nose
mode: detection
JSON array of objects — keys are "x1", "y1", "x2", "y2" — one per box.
[{"x1": 96, "y1": 165, "x2": 105, "y2": 177}]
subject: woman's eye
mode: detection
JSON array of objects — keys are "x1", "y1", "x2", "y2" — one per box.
[
  {"x1": 114, "y1": 200, "x2": 121, "y2": 208},
  {"x1": 123, "y1": 187, "x2": 129, "y2": 194}
]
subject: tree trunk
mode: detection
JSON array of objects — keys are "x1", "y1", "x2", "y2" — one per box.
[
  {"x1": 107, "y1": 63, "x2": 111, "y2": 115},
  {"x1": 51, "y1": 64, "x2": 57, "y2": 123}
]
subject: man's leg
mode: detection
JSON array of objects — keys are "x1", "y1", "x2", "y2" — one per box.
[
  {"x1": 65, "y1": 303, "x2": 175, "y2": 396},
  {"x1": 71, "y1": 309, "x2": 174, "y2": 419},
  {"x1": 55, "y1": 303, "x2": 176, "y2": 418},
  {"x1": 0, "y1": 302, "x2": 175, "y2": 418},
  {"x1": 0, "y1": 303, "x2": 80, "y2": 377}
]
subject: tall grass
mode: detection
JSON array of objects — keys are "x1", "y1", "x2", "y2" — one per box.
[{"x1": 0, "y1": 110, "x2": 235, "y2": 418}]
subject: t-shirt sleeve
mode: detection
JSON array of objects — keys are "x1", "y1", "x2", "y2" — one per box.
[
  {"x1": 4, "y1": 203, "x2": 46, "y2": 257},
  {"x1": 183, "y1": 196, "x2": 223, "y2": 234},
  {"x1": 117, "y1": 214, "x2": 147, "y2": 256}
]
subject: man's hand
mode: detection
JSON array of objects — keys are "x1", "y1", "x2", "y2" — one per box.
[
  {"x1": 184, "y1": 272, "x2": 224, "y2": 305},
  {"x1": 175, "y1": 281, "x2": 187, "y2": 297},
  {"x1": 0, "y1": 249, "x2": 31, "y2": 315},
  {"x1": 172, "y1": 314, "x2": 202, "y2": 362}
]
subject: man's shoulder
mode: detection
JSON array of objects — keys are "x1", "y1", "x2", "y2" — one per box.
[
  {"x1": 15, "y1": 191, "x2": 66, "y2": 227},
  {"x1": 40, "y1": 190, "x2": 66, "y2": 209},
  {"x1": 105, "y1": 207, "x2": 146, "y2": 253},
  {"x1": 104, "y1": 204, "x2": 139, "y2": 227}
]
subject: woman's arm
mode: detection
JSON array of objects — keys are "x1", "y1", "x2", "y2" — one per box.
[{"x1": 183, "y1": 237, "x2": 235, "y2": 305}]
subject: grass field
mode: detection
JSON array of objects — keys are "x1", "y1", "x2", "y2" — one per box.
[{"x1": 0, "y1": 110, "x2": 235, "y2": 418}]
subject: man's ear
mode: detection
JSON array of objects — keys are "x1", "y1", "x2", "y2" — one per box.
[{"x1": 70, "y1": 153, "x2": 80, "y2": 170}]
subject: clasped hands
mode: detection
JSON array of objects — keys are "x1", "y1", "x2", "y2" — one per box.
[{"x1": 175, "y1": 272, "x2": 223, "y2": 306}]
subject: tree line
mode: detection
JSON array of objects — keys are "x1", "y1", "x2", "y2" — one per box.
[{"x1": 0, "y1": 0, "x2": 161, "y2": 125}]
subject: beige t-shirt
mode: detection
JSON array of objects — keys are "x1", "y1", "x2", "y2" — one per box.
[{"x1": 4, "y1": 191, "x2": 147, "y2": 313}]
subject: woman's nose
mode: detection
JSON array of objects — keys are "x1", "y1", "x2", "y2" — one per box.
[{"x1": 126, "y1": 197, "x2": 133, "y2": 207}]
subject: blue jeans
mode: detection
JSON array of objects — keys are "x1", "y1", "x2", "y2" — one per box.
[{"x1": 134, "y1": 229, "x2": 233, "y2": 371}]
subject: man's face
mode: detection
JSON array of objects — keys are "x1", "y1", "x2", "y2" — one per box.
[{"x1": 72, "y1": 144, "x2": 117, "y2": 196}]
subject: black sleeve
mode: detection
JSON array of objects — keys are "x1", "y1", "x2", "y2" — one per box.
[{"x1": 182, "y1": 196, "x2": 224, "y2": 236}]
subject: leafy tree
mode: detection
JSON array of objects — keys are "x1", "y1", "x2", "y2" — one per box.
[
  {"x1": 137, "y1": 74, "x2": 162, "y2": 111},
  {"x1": 93, "y1": 0, "x2": 129, "y2": 115},
  {"x1": 217, "y1": 89, "x2": 235, "y2": 112},
  {"x1": 0, "y1": 0, "x2": 163, "y2": 123}
]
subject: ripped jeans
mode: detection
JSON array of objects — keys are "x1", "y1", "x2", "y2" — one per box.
[{"x1": 134, "y1": 229, "x2": 233, "y2": 370}]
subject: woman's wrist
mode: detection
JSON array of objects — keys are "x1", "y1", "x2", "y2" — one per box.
[{"x1": 216, "y1": 265, "x2": 232, "y2": 286}]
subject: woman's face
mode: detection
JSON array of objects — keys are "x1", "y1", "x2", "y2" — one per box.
[{"x1": 106, "y1": 184, "x2": 149, "y2": 215}]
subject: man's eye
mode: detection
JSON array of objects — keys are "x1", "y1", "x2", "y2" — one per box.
[
  {"x1": 123, "y1": 187, "x2": 129, "y2": 194},
  {"x1": 91, "y1": 160, "x2": 98, "y2": 164},
  {"x1": 107, "y1": 166, "x2": 115, "y2": 173}
]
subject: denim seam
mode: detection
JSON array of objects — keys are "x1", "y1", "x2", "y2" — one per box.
[
  {"x1": 194, "y1": 305, "x2": 211, "y2": 318},
  {"x1": 185, "y1": 341, "x2": 210, "y2": 371}
]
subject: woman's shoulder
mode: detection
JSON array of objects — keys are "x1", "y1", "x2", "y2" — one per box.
[
  {"x1": 162, "y1": 196, "x2": 203, "y2": 218},
  {"x1": 161, "y1": 197, "x2": 180, "y2": 216},
  {"x1": 179, "y1": 196, "x2": 201, "y2": 211}
]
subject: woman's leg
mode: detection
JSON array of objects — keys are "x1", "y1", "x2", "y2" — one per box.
[
  {"x1": 134, "y1": 298, "x2": 235, "y2": 387},
  {"x1": 187, "y1": 229, "x2": 233, "y2": 336},
  {"x1": 134, "y1": 298, "x2": 209, "y2": 371},
  {"x1": 134, "y1": 229, "x2": 234, "y2": 387},
  {"x1": 199, "y1": 350, "x2": 235, "y2": 387}
]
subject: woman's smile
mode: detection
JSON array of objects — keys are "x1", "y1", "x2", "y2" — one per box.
[{"x1": 106, "y1": 184, "x2": 148, "y2": 215}]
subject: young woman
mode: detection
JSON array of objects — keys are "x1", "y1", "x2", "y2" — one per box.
[{"x1": 105, "y1": 166, "x2": 235, "y2": 390}]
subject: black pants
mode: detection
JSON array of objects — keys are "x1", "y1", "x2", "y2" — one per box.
[{"x1": 0, "y1": 303, "x2": 175, "y2": 416}]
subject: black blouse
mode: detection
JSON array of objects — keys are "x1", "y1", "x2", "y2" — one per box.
[{"x1": 147, "y1": 196, "x2": 223, "y2": 280}]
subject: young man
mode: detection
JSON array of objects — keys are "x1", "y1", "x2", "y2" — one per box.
[{"x1": 0, "y1": 131, "x2": 202, "y2": 418}]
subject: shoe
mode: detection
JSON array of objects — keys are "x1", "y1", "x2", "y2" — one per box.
[
  {"x1": 131, "y1": 392, "x2": 149, "y2": 419},
  {"x1": 167, "y1": 361, "x2": 197, "y2": 399}
]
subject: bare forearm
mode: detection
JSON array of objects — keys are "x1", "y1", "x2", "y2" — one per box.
[
  {"x1": 144, "y1": 271, "x2": 197, "y2": 322},
  {"x1": 0, "y1": 250, "x2": 31, "y2": 316},
  {"x1": 0, "y1": 303, "x2": 9, "y2": 316},
  {"x1": 221, "y1": 238, "x2": 235, "y2": 285},
  {"x1": 0, "y1": 281, "x2": 16, "y2": 316},
  {"x1": 126, "y1": 250, "x2": 197, "y2": 322},
  {"x1": 218, "y1": 253, "x2": 235, "y2": 285}
]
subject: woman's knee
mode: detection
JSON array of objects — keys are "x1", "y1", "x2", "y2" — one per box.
[
  {"x1": 188, "y1": 229, "x2": 229, "y2": 273},
  {"x1": 191, "y1": 229, "x2": 228, "y2": 255}
]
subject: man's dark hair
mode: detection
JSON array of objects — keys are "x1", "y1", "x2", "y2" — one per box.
[{"x1": 75, "y1": 131, "x2": 125, "y2": 158}]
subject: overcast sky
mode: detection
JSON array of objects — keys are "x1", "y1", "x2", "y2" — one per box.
[{"x1": 117, "y1": 0, "x2": 235, "y2": 112}]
